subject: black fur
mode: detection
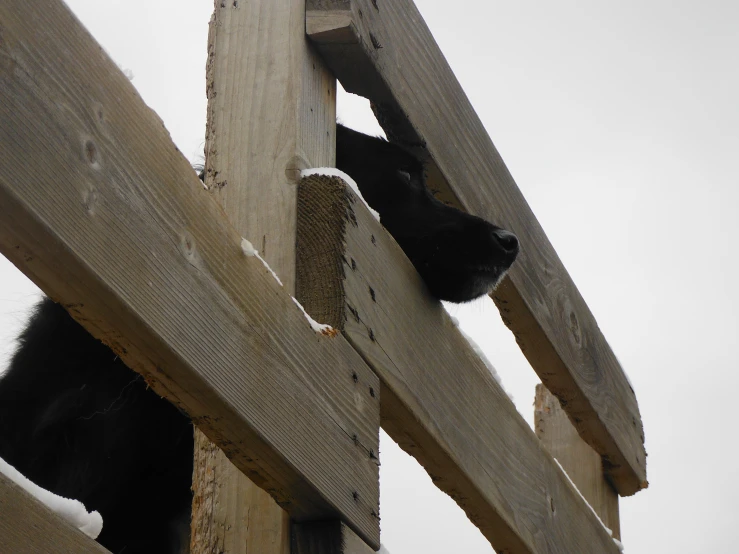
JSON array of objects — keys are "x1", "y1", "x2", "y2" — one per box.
[
  {"x1": 0, "y1": 299, "x2": 193, "y2": 553},
  {"x1": 0, "y1": 125, "x2": 518, "y2": 553},
  {"x1": 337, "y1": 125, "x2": 518, "y2": 302}
]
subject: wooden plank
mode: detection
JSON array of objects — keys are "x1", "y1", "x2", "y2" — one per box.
[
  {"x1": 193, "y1": 1, "x2": 340, "y2": 552},
  {"x1": 296, "y1": 175, "x2": 620, "y2": 554},
  {"x1": 204, "y1": 0, "x2": 336, "y2": 291},
  {"x1": 0, "y1": 472, "x2": 110, "y2": 554},
  {"x1": 0, "y1": 0, "x2": 380, "y2": 547},
  {"x1": 192, "y1": 431, "x2": 291, "y2": 554},
  {"x1": 305, "y1": 0, "x2": 647, "y2": 496},
  {"x1": 292, "y1": 521, "x2": 375, "y2": 554},
  {"x1": 535, "y1": 384, "x2": 620, "y2": 540}
]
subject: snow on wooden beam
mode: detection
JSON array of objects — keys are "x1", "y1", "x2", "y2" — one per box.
[{"x1": 0, "y1": 472, "x2": 109, "y2": 554}]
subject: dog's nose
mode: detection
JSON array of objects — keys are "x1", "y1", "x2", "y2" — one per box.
[{"x1": 492, "y1": 228, "x2": 519, "y2": 255}]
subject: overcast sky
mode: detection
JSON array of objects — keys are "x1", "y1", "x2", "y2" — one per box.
[{"x1": 1, "y1": 1, "x2": 737, "y2": 553}]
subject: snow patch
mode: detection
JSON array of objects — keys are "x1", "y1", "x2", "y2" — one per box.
[
  {"x1": 241, "y1": 238, "x2": 284, "y2": 287},
  {"x1": 292, "y1": 297, "x2": 337, "y2": 336},
  {"x1": 240, "y1": 238, "x2": 333, "y2": 335},
  {"x1": 301, "y1": 167, "x2": 381, "y2": 222},
  {"x1": 115, "y1": 62, "x2": 134, "y2": 81},
  {"x1": 0, "y1": 455, "x2": 103, "y2": 539}
]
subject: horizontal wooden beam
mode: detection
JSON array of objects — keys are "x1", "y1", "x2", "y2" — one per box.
[
  {"x1": 0, "y1": 0, "x2": 379, "y2": 546},
  {"x1": 296, "y1": 175, "x2": 620, "y2": 554},
  {"x1": 306, "y1": 0, "x2": 647, "y2": 496},
  {"x1": 0, "y1": 473, "x2": 109, "y2": 554}
]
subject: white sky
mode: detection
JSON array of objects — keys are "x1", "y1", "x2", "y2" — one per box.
[{"x1": 1, "y1": 1, "x2": 737, "y2": 552}]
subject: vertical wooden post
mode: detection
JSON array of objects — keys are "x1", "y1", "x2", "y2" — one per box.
[
  {"x1": 191, "y1": 1, "x2": 336, "y2": 553},
  {"x1": 535, "y1": 384, "x2": 621, "y2": 539}
]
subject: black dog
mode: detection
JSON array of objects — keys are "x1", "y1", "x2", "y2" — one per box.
[
  {"x1": 0, "y1": 125, "x2": 518, "y2": 553},
  {"x1": 336, "y1": 125, "x2": 518, "y2": 302}
]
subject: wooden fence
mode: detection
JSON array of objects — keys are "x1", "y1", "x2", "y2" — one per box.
[{"x1": 0, "y1": 0, "x2": 646, "y2": 553}]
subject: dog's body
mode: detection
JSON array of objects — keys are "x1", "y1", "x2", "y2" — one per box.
[
  {"x1": 0, "y1": 298, "x2": 194, "y2": 553},
  {"x1": 0, "y1": 125, "x2": 518, "y2": 553}
]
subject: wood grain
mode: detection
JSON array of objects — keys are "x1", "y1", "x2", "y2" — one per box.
[
  {"x1": 296, "y1": 175, "x2": 620, "y2": 554},
  {"x1": 306, "y1": 0, "x2": 647, "y2": 496},
  {"x1": 535, "y1": 384, "x2": 620, "y2": 540},
  {"x1": 0, "y1": 473, "x2": 110, "y2": 554},
  {"x1": 192, "y1": 431, "x2": 291, "y2": 554},
  {"x1": 0, "y1": 0, "x2": 379, "y2": 546},
  {"x1": 204, "y1": 0, "x2": 336, "y2": 292},
  {"x1": 194, "y1": 1, "x2": 342, "y2": 552}
]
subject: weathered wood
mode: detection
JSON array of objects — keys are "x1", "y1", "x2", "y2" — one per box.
[
  {"x1": 0, "y1": 0, "x2": 379, "y2": 547},
  {"x1": 204, "y1": 0, "x2": 336, "y2": 292},
  {"x1": 306, "y1": 0, "x2": 647, "y2": 496},
  {"x1": 292, "y1": 521, "x2": 375, "y2": 554},
  {"x1": 535, "y1": 384, "x2": 621, "y2": 540},
  {"x1": 296, "y1": 175, "x2": 620, "y2": 554},
  {"x1": 0, "y1": 472, "x2": 110, "y2": 554},
  {"x1": 192, "y1": 431, "x2": 291, "y2": 554},
  {"x1": 194, "y1": 0, "x2": 341, "y2": 552}
]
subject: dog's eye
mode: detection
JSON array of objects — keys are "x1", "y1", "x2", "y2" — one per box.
[{"x1": 397, "y1": 170, "x2": 412, "y2": 183}]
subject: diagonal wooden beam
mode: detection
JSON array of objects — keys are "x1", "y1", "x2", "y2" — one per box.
[
  {"x1": 306, "y1": 0, "x2": 647, "y2": 496},
  {"x1": 0, "y1": 473, "x2": 110, "y2": 554},
  {"x1": 0, "y1": 0, "x2": 379, "y2": 546},
  {"x1": 296, "y1": 174, "x2": 621, "y2": 554}
]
